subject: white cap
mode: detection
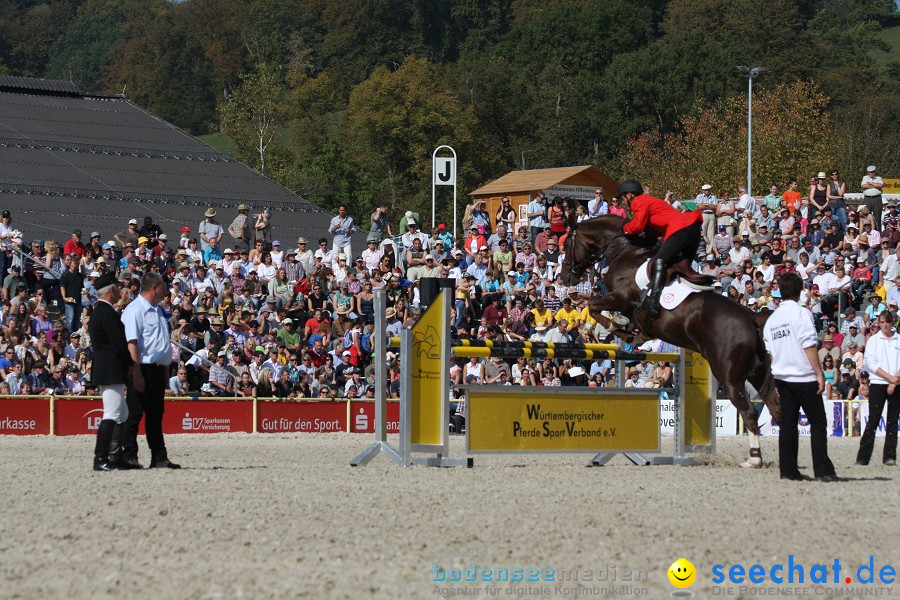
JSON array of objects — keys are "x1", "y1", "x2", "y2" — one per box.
[
  {"x1": 282, "y1": 318, "x2": 293, "y2": 324},
  {"x1": 701, "y1": 184, "x2": 712, "y2": 190},
  {"x1": 867, "y1": 165, "x2": 877, "y2": 172},
  {"x1": 223, "y1": 248, "x2": 234, "y2": 254},
  {"x1": 342, "y1": 350, "x2": 352, "y2": 356},
  {"x1": 748, "y1": 298, "x2": 757, "y2": 305},
  {"x1": 128, "y1": 218, "x2": 137, "y2": 225},
  {"x1": 706, "y1": 254, "x2": 715, "y2": 260},
  {"x1": 713, "y1": 281, "x2": 723, "y2": 287}
]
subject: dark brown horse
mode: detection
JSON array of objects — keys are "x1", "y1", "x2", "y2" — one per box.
[{"x1": 560, "y1": 213, "x2": 781, "y2": 468}]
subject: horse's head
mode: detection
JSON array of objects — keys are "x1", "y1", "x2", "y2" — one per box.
[{"x1": 561, "y1": 215, "x2": 653, "y2": 285}]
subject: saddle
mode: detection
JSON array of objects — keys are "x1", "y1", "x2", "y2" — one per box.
[
  {"x1": 641, "y1": 258, "x2": 715, "y2": 287},
  {"x1": 667, "y1": 259, "x2": 715, "y2": 287}
]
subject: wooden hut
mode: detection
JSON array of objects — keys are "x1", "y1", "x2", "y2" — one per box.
[{"x1": 469, "y1": 166, "x2": 619, "y2": 229}]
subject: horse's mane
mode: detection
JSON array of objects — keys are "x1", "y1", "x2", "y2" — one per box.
[{"x1": 572, "y1": 214, "x2": 659, "y2": 262}]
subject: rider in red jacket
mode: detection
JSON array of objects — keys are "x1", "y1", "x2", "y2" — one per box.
[{"x1": 620, "y1": 179, "x2": 703, "y2": 319}]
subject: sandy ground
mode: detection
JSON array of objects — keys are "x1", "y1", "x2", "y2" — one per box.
[{"x1": 0, "y1": 434, "x2": 899, "y2": 600}]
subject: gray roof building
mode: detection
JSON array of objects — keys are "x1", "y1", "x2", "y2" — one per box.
[{"x1": 0, "y1": 76, "x2": 363, "y2": 249}]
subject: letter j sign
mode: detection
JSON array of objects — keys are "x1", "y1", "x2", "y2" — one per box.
[{"x1": 433, "y1": 157, "x2": 456, "y2": 186}]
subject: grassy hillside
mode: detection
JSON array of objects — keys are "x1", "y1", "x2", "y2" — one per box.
[
  {"x1": 872, "y1": 24, "x2": 900, "y2": 65},
  {"x1": 197, "y1": 132, "x2": 237, "y2": 155},
  {"x1": 198, "y1": 126, "x2": 296, "y2": 159}
]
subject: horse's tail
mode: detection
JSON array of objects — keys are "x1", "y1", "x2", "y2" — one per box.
[
  {"x1": 750, "y1": 308, "x2": 781, "y2": 425},
  {"x1": 750, "y1": 309, "x2": 773, "y2": 371}
]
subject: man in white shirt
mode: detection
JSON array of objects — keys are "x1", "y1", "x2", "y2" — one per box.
[
  {"x1": 880, "y1": 246, "x2": 900, "y2": 296},
  {"x1": 695, "y1": 184, "x2": 719, "y2": 243},
  {"x1": 762, "y1": 272, "x2": 837, "y2": 481},
  {"x1": 861, "y1": 165, "x2": 884, "y2": 225},
  {"x1": 736, "y1": 186, "x2": 757, "y2": 220},
  {"x1": 401, "y1": 220, "x2": 429, "y2": 251},
  {"x1": 857, "y1": 310, "x2": 900, "y2": 465},
  {"x1": 728, "y1": 237, "x2": 749, "y2": 264}
]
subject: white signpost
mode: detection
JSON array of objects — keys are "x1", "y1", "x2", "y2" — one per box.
[{"x1": 432, "y1": 146, "x2": 457, "y2": 238}]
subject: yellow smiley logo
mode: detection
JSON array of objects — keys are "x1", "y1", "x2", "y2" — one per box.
[{"x1": 668, "y1": 558, "x2": 696, "y2": 588}]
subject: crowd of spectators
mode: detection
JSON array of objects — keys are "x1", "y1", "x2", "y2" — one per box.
[{"x1": 0, "y1": 164, "x2": 889, "y2": 406}]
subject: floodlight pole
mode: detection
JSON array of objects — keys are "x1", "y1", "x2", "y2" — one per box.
[{"x1": 737, "y1": 66, "x2": 763, "y2": 197}]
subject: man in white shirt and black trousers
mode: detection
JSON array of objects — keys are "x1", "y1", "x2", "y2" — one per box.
[
  {"x1": 763, "y1": 272, "x2": 838, "y2": 481},
  {"x1": 120, "y1": 272, "x2": 181, "y2": 469},
  {"x1": 857, "y1": 310, "x2": 900, "y2": 466}
]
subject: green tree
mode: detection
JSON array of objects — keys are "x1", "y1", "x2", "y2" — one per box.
[
  {"x1": 621, "y1": 81, "x2": 837, "y2": 198},
  {"x1": 341, "y1": 57, "x2": 503, "y2": 226},
  {"x1": 45, "y1": 0, "x2": 125, "y2": 91},
  {"x1": 218, "y1": 62, "x2": 288, "y2": 177},
  {"x1": 106, "y1": 1, "x2": 217, "y2": 134}
]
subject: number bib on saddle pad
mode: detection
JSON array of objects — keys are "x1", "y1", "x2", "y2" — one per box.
[{"x1": 634, "y1": 259, "x2": 700, "y2": 310}]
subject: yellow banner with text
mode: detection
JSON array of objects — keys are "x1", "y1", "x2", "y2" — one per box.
[{"x1": 467, "y1": 391, "x2": 659, "y2": 452}]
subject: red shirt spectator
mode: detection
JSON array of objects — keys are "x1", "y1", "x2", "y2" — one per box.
[{"x1": 63, "y1": 230, "x2": 85, "y2": 257}]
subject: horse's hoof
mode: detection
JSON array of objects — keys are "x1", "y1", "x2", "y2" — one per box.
[
  {"x1": 611, "y1": 315, "x2": 630, "y2": 329},
  {"x1": 740, "y1": 457, "x2": 763, "y2": 469}
]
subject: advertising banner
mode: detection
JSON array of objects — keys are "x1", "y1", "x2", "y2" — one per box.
[
  {"x1": 256, "y1": 401, "x2": 347, "y2": 433},
  {"x1": 467, "y1": 389, "x2": 659, "y2": 453},
  {"x1": 757, "y1": 401, "x2": 844, "y2": 437},
  {"x1": 55, "y1": 398, "x2": 105, "y2": 436},
  {"x1": 858, "y1": 402, "x2": 900, "y2": 438},
  {"x1": 0, "y1": 398, "x2": 50, "y2": 435},
  {"x1": 163, "y1": 401, "x2": 253, "y2": 434},
  {"x1": 659, "y1": 396, "x2": 738, "y2": 436},
  {"x1": 348, "y1": 401, "x2": 400, "y2": 434}
]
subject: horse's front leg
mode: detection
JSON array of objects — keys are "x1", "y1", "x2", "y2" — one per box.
[{"x1": 588, "y1": 294, "x2": 634, "y2": 333}]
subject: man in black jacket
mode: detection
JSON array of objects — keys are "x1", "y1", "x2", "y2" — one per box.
[{"x1": 88, "y1": 273, "x2": 134, "y2": 471}]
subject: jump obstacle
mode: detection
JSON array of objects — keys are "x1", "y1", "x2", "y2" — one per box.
[{"x1": 351, "y1": 283, "x2": 717, "y2": 468}]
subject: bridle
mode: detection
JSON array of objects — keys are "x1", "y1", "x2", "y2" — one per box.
[{"x1": 564, "y1": 228, "x2": 596, "y2": 277}]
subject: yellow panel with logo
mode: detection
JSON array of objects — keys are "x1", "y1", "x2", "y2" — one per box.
[
  {"x1": 682, "y1": 349, "x2": 713, "y2": 447},
  {"x1": 466, "y1": 390, "x2": 660, "y2": 453},
  {"x1": 409, "y1": 294, "x2": 447, "y2": 446}
]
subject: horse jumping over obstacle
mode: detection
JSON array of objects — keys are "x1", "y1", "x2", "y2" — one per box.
[{"x1": 560, "y1": 211, "x2": 781, "y2": 468}]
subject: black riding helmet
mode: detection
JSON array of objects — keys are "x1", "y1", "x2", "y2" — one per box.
[{"x1": 618, "y1": 179, "x2": 643, "y2": 196}]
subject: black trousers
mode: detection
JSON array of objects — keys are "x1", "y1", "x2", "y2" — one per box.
[
  {"x1": 122, "y1": 364, "x2": 170, "y2": 463},
  {"x1": 775, "y1": 379, "x2": 835, "y2": 478},
  {"x1": 655, "y1": 223, "x2": 702, "y2": 267},
  {"x1": 857, "y1": 383, "x2": 900, "y2": 464}
]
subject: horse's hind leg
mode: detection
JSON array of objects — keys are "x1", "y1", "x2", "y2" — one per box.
[
  {"x1": 717, "y1": 370, "x2": 764, "y2": 469},
  {"x1": 748, "y1": 365, "x2": 781, "y2": 426}
]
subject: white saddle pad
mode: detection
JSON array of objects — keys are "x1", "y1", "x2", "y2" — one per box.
[{"x1": 635, "y1": 259, "x2": 700, "y2": 310}]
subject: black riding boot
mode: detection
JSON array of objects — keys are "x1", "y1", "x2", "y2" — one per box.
[
  {"x1": 93, "y1": 419, "x2": 117, "y2": 471},
  {"x1": 108, "y1": 423, "x2": 123, "y2": 466},
  {"x1": 633, "y1": 258, "x2": 666, "y2": 319}
]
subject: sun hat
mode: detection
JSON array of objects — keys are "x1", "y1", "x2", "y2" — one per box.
[{"x1": 205, "y1": 208, "x2": 216, "y2": 217}]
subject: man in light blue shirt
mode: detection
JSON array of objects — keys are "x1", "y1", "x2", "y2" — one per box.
[
  {"x1": 587, "y1": 188, "x2": 608, "y2": 218},
  {"x1": 120, "y1": 272, "x2": 180, "y2": 469},
  {"x1": 527, "y1": 192, "x2": 547, "y2": 243},
  {"x1": 466, "y1": 254, "x2": 489, "y2": 286},
  {"x1": 329, "y1": 204, "x2": 356, "y2": 263}
]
